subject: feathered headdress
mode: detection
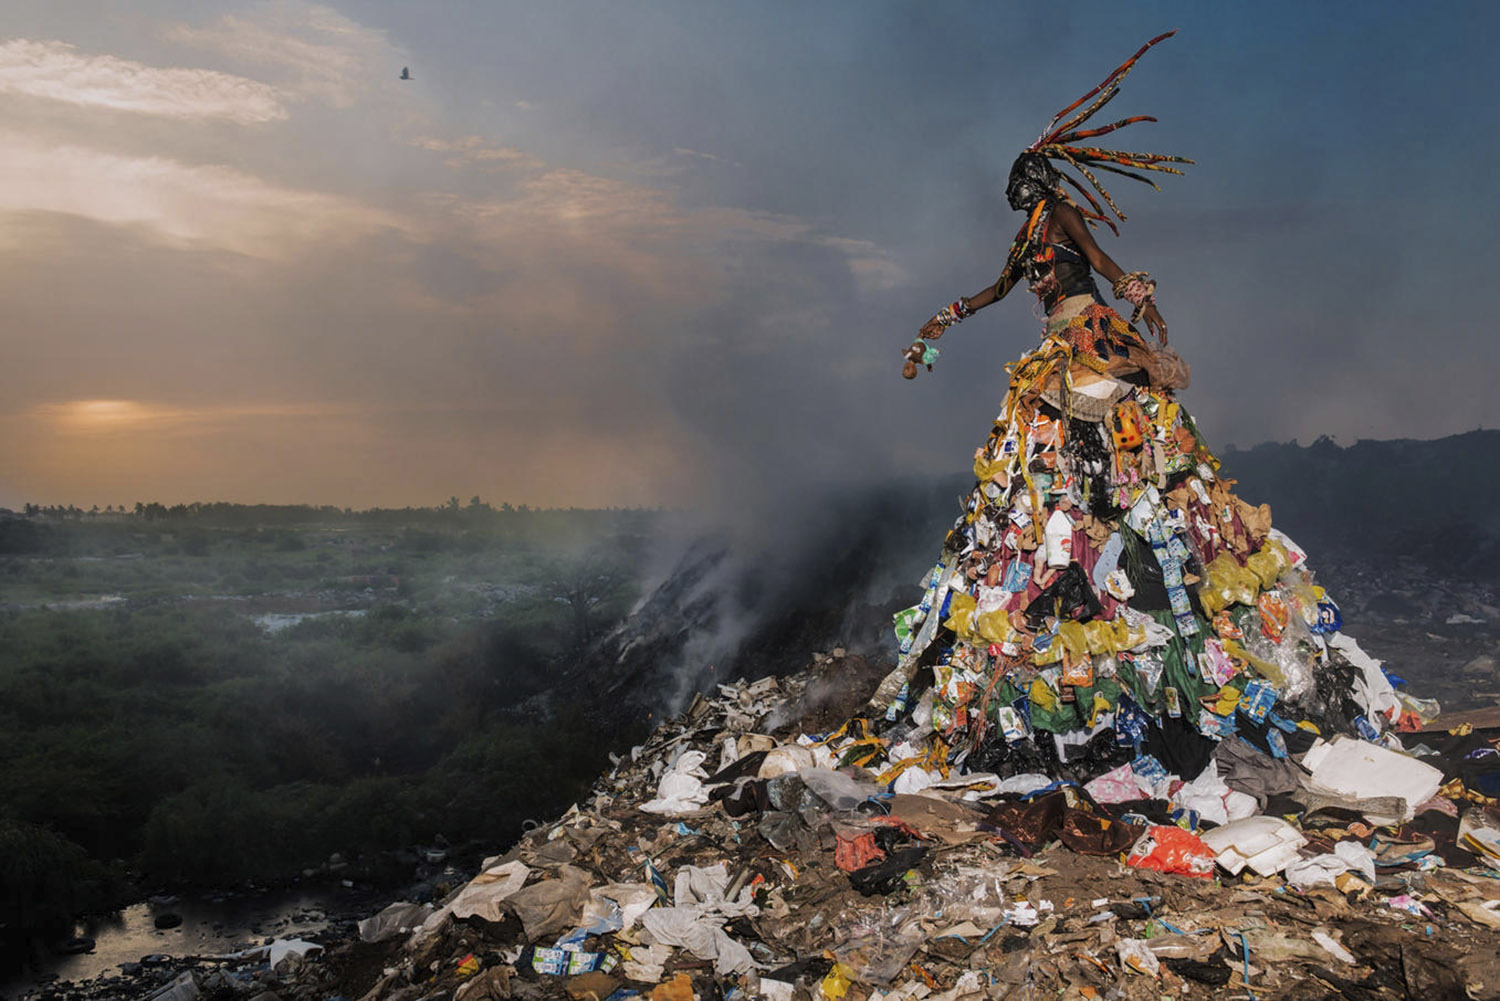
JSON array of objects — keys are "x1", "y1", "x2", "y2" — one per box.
[
  {"x1": 992, "y1": 31, "x2": 1191, "y2": 297},
  {"x1": 1026, "y1": 30, "x2": 1192, "y2": 234}
]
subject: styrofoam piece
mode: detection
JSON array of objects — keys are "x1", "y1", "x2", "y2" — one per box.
[
  {"x1": 1301, "y1": 735, "x2": 1443, "y2": 822},
  {"x1": 757, "y1": 745, "x2": 817, "y2": 779},
  {"x1": 1198, "y1": 816, "x2": 1307, "y2": 876}
]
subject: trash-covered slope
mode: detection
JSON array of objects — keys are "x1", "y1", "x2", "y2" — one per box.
[{"x1": 161, "y1": 649, "x2": 1500, "y2": 1001}]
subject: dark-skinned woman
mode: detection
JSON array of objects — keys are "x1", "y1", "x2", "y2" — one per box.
[{"x1": 878, "y1": 33, "x2": 1386, "y2": 784}]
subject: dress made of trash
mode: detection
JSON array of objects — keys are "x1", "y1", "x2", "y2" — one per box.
[
  {"x1": 880, "y1": 52, "x2": 1432, "y2": 790},
  {"x1": 881, "y1": 287, "x2": 1429, "y2": 785}
]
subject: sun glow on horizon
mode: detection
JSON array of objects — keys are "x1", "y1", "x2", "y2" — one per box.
[{"x1": 43, "y1": 399, "x2": 166, "y2": 434}]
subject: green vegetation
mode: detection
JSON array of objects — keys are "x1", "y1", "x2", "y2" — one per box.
[{"x1": 0, "y1": 502, "x2": 659, "y2": 946}]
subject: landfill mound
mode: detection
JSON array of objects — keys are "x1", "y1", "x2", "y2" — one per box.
[{"x1": 81, "y1": 650, "x2": 1500, "y2": 1001}]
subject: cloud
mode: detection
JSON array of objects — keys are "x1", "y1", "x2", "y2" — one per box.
[
  {"x1": 0, "y1": 38, "x2": 286, "y2": 123},
  {"x1": 163, "y1": 1, "x2": 399, "y2": 107},
  {"x1": 0, "y1": 128, "x2": 403, "y2": 258},
  {"x1": 410, "y1": 135, "x2": 545, "y2": 172},
  {"x1": 672, "y1": 146, "x2": 740, "y2": 167},
  {"x1": 22, "y1": 399, "x2": 351, "y2": 437}
]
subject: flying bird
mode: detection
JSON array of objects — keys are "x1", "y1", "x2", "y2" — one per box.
[{"x1": 400, "y1": 67, "x2": 412, "y2": 81}]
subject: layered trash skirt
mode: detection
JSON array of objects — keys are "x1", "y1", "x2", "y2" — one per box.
[{"x1": 879, "y1": 295, "x2": 1431, "y2": 781}]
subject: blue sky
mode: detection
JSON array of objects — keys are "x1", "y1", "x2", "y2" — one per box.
[{"x1": 1, "y1": 1, "x2": 1494, "y2": 509}]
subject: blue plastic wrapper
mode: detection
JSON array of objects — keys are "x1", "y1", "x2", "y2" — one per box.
[
  {"x1": 1266, "y1": 712, "x2": 1299, "y2": 734},
  {"x1": 1239, "y1": 679, "x2": 1276, "y2": 724},
  {"x1": 1354, "y1": 715, "x2": 1380, "y2": 742},
  {"x1": 1170, "y1": 807, "x2": 1200, "y2": 833},
  {"x1": 1131, "y1": 754, "x2": 1169, "y2": 786},
  {"x1": 1267, "y1": 730, "x2": 1288, "y2": 759},
  {"x1": 1012, "y1": 694, "x2": 1033, "y2": 731},
  {"x1": 1311, "y1": 595, "x2": 1342, "y2": 634},
  {"x1": 884, "y1": 682, "x2": 912, "y2": 722},
  {"x1": 1002, "y1": 558, "x2": 1030, "y2": 593},
  {"x1": 1115, "y1": 696, "x2": 1151, "y2": 752},
  {"x1": 644, "y1": 858, "x2": 670, "y2": 904},
  {"x1": 1197, "y1": 709, "x2": 1236, "y2": 739},
  {"x1": 528, "y1": 946, "x2": 617, "y2": 976}
]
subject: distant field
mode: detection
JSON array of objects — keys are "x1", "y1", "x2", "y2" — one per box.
[{"x1": 0, "y1": 504, "x2": 663, "y2": 950}]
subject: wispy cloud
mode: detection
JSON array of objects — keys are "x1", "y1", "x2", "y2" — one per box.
[
  {"x1": 163, "y1": 1, "x2": 399, "y2": 108},
  {"x1": 0, "y1": 38, "x2": 286, "y2": 123},
  {"x1": 0, "y1": 128, "x2": 403, "y2": 258},
  {"x1": 671, "y1": 146, "x2": 743, "y2": 169},
  {"x1": 410, "y1": 135, "x2": 545, "y2": 171}
]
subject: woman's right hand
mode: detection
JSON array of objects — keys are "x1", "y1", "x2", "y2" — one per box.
[
  {"x1": 1140, "y1": 303, "x2": 1168, "y2": 345},
  {"x1": 919, "y1": 318, "x2": 945, "y2": 339}
]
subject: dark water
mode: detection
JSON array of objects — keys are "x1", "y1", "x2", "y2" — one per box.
[{"x1": 3, "y1": 886, "x2": 368, "y2": 999}]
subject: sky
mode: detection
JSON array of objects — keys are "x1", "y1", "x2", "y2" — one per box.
[{"x1": 1, "y1": 0, "x2": 1496, "y2": 512}]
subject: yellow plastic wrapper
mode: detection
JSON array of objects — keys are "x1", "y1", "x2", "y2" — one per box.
[
  {"x1": 974, "y1": 608, "x2": 1018, "y2": 645},
  {"x1": 973, "y1": 452, "x2": 1011, "y2": 484},
  {"x1": 943, "y1": 590, "x2": 978, "y2": 640},
  {"x1": 1055, "y1": 620, "x2": 1090, "y2": 670},
  {"x1": 1212, "y1": 684, "x2": 1243, "y2": 716},
  {"x1": 1087, "y1": 691, "x2": 1113, "y2": 728},
  {"x1": 819, "y1": 963, "x2": 854, "y2": 1000},
  {"x1": 1029, "y1": 675, "x2": 1061, "y2": 713},
  {"x1": 1199, "y1": 552, "x2": 1261, "y2": 615},
  {"x1": 1086, "y1": 616, "x2": 1149, "y2": 654},
  {"x1": 1083, "y1": 619, "x2": 1117, "y2": 656},
  {"x1": 1245, "y1": 539, "x2": 1290, "y2": 588},
  {"x1": 1223, "y1": 638, "x2": 1287, "y2": 689}
]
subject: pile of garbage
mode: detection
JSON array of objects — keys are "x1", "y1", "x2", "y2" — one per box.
[{"x1": 170, "y1": 647, "x2": 1500, "y2": 1001}]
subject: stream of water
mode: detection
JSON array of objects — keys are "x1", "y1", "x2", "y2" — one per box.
[{"x1": 4, "y1": 885, "x2": 376, "y2": 999}]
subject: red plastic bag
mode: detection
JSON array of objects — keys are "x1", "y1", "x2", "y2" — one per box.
[{"x1": 1126, "y1": 824, "x2": 1215, "y2": 878}]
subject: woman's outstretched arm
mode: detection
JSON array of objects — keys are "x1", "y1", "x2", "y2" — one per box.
[{"x1": 918, "y1": 278, "x2": 1009, "y2": 340}]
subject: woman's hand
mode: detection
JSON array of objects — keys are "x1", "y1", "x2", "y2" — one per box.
[
  {"x1": 1140, "y1": 303, "x2": 1168, "y2": 346},
  {"x1": 919, "y1": 317, "x2": 946, "y2": 340}
]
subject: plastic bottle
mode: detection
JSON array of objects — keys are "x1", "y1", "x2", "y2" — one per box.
[{"x1": 1045, "y1": 508, "x2": 1074, "y2": 568}]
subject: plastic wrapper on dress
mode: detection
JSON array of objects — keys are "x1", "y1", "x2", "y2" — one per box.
[{"x1": 882, "y1": 291, "x2": 1432, "y2": 788}]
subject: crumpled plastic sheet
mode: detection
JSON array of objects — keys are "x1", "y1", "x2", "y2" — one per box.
[
  {"x1": 638, "y1": 862, "x2": 759, "y2": 976},
  {"x1": 1328, "y1": 632, "x2": 1402, "y2": 723},
  {"x1": 641, "y1": 749, "x2": 711, "y2": 815},
  {"x1": 619, "y1": 942, "x2": 674, "y2": 983},
  {"x1": 798, "y1": 766, "x2": 884, "y2": 812},
  {"x1": 1126, "y1": 825, "x2": 1215, "y2": 877},
  {"x1": 1285, "y1": 839, "x2": 1377, "y2": 889},
  {"x1": 639, "y1": 908, "x2": 754, "y2": 976},
  {"x1": 505, "y1": 864, "x2": 592, "y2": 941},
  {"x1": 446, "y1": 860, "x2": 531, "y2": 923},
  {"x1": 358, "y1": 901, "x2": 435, "y2": 943},
  {"x1": 1171, "y1": 759, "x2": 1258, "y2": 827},
  {"x1": 832, "y1": 903, "x2": 930, "y2": 985},
  {"x1": 584, "y1": 882, "x2": 657, "y2": 933}
]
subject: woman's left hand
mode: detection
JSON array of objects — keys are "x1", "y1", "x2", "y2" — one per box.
[{"x1": 1140, "y1": 303, "x2": 1168, "y2": 346}]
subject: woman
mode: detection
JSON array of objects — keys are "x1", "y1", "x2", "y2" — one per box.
[
  {"x1": 914, "y1": 151, "x2": 1166, "y2": 352},
  {"x1": 878, "y1": 34, "x2": 1400, "y2": 783}
]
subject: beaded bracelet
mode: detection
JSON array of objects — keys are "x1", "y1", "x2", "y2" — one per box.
[
  {"x1": 930, "y1": 297, "x2": 973, "y2": 329},
  {"x1": 1111, "y1": 271, "x2": 1155, "y2": 323}
]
